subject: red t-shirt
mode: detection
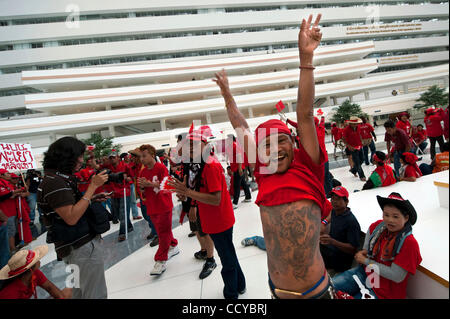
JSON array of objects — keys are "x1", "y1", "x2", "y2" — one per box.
[
  {"x1": 254, "y1": 140, "x2": 330, "y2": 219},
  {"x1": 443, "y1": 108, "x2": 449, "y2": 139},
  {"x1": 403, "y1": 164, "x2": 422, "y2": 179},
  {"x1": 197, "y1": 157, "x2": 235, "y2": 234},
  {"x1": 139, "y1": 163, "x2": 173, "y2": 215},
  {"x1": 227, "y1": 142, "x2": 245, "y2": 173},
  {"x1": 396, "y1": 120, "x2": 411, "y2": 136},
  {"x1": 412, "y1": 129, "x2": 427, "y2": 144},
  {"x1": 316, "y1": 124, "x2": 328, "y2": 162},
  {"x1": 365, "y1": 220, "x2": 422, "y2": 299},
  {"x1": 0, "y1": 269, "x2": 48, "y2": 299},
  {"x1": 359, "y1": 123, "x2": 375, "y2": 140},
  {"x1": 342, "y1": 125, "x2": 363, "y2": 149},
  {"x1": 374, "y1": 165, "x2": 397, "y2": 187},
  {"x1": 0, "y1": 178, "x2": 17, "y2": 217},
  {"x1": 331, "y1": 127, "x2": 342, "y2": 142},
  {"x1": 424, "y1": 113, "x2": 444, "y2": 137}
]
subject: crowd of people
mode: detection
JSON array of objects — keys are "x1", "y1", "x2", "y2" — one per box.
[{"x1": 0, "y1": 13, "x2": 448, "y2": 300}]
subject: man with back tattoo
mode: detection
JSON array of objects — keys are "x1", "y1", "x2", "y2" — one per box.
[{"x1": 213, "y1": 14, "x2": 336, "y2": 299}]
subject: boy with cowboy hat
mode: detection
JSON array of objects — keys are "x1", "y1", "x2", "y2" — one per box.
[
  {"x1": 332, "y1": 192, "x2": 422, "y2": 299},
  {"x1": 0, "y1": 245, "x2": 72, "y2": 299}
]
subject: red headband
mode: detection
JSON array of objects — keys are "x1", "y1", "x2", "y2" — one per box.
[
  {"x1": 255, "y1": 119, "x2": 292, "y2": 146},
  {"x1": 402, "y1": 152, "x2": 418, "y2": 165}
]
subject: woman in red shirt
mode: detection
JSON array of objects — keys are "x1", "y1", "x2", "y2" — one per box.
[
  {"x1": 0, "y1": 245, "x2": 71, "y2": 299},
  {"x1": 424, "y1": 107, "x2": 445, "y2": 160},
  {"x1": 399, "y1": 152, "x2": 422, "y2": 182},
  {"x1": 332, "y1": 193, "x2": 421, "y2": 299}
]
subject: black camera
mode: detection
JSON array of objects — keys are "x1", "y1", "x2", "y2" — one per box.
[{"x1": 99, "y1": 169, "x2": 125, "y2": 184}]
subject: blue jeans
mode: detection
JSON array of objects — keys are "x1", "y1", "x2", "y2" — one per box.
[
  {"x1": 419, "y1": 163, "x2": 434, "y2": 176},
  {"x1": 414, "y1": 141, "x2": 428, "y2": 154},
  {"x1": 0, "y1": 224, "x2": 10, "y2": 269},
  {"x1": 350, "y1": 149, "x2": 365, "y2": 178},
  {"x1": 27, "y1": 192, "x2": 38, "y2": 223},
  {"x1": 393, "y1": 150, "x2": 406, "y2": 177},
  {"x1": 210, "y1": 226, "x2": 246, "y2": 299},
  {"x1": 112, "y1": 197, "x2": 133, "y2": 236},
  {"x1": 332, "y1": 265, "x2": 377, "y2": 299},
  {"x1": 141, "y1": 203, "x2": 157, "y2": 235},
  {"x1": 129, "y1": 184, "x2": 139, "y2": 218},
  {"x1": 363, "y1": 140, "x2": 376, "y2": 165},
  {"x1": 251, "y1": 236, "x2": 266, "y2": 251}
]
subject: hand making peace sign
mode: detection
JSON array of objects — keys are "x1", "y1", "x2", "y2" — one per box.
[{"x1": 298, "y1": 14, "x2": 322, "y2": 56}]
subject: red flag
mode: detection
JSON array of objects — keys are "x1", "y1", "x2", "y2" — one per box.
[
  {"x1": 275, "y1": 100, "x2": 285, "y2": 112},
  {"x1": 188, "y1": 121, "x2": 194, "y2": 133},
  {"x1": 317, "y1": 108, "x2": 323, "y2": 116}
]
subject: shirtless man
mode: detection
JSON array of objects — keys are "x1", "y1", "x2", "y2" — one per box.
[{"x1": 213, "y1": 14, "x2": 335, "y2": 299}]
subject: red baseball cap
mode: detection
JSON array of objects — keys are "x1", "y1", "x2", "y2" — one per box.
[
  {"x1": 0, "y1": 169, "x2": 9, "y2": 175},
  {"x1": 330, "y1": 186, "x2": 349, "y2": 199},
  {"x1": 255, "y1": 119, "x2": 291, "y2": 146}
]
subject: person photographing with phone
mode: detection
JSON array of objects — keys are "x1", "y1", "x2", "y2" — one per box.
[{"x1": 37, "y1": 137, "x2": 111, "y2": 299}]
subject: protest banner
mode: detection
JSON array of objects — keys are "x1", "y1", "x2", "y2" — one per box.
[{"x1": 0, "y1": 142, "x2": 37, "y2": 171}]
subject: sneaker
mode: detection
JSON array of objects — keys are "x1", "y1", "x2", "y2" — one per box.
[
  {"x1": 233, "y1": 204, "x2": 238, "y2": 210},
  {"x1": 194, "y1": 250, "x2": 207, "y2": 260},
  {"x1": 241, "y1": 236, "x2": 256, "y2": 247},
  {"x1": 147, "y1": 232, "x2": 157, "y2": 240},
  {"x1": 243, "y1": 198, "x2": 252, "y2": 203},
  {"x1": 199, "y1": 260, "x2": 217, "y2": 279},
  {"x1": 149, "y1": 236, "x2": 159, "y2": 247},
  {"x1": 118, "y1": 235, "x2": 126, "y2": 242},
  {"x1": 133, "y1": 216, "x2": 143, "y2": 220},
  {"x1": 150, "y1": 261, "x2": 167, "y2": 276},
  {"x1": 168, "y1": 246, "x2": 180, "y2": 260},
  {"x1": 188, "y1": 231, "x2": 196, "y2": 238}
]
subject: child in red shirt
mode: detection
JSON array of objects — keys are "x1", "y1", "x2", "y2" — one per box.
[
  {"x1": 0, "y1": 245, "x2": 71, "y2": 299},
  {"x1": 138, "y1": 144, "x2": 178, "y2": 276},
  {"x1": 399, "y1": 152, "x2": 422, "y2": 182},
  {"x1": 332, "y1": 193, "x2": 421, "y2": 299}
]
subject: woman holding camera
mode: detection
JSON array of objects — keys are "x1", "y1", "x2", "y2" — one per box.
[{"x1": 37, "y1": 137, "x2": 109, "y2": 299}]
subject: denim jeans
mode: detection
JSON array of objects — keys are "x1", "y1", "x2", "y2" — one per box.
[
  {"x1": 232, "y1": 171, "x2": 251, "y2": 205},
  {"x1": 141, "y1": 203, "x2": 157, "y2": 235},
  {"x1": 0, "y1": 224, "x2": 10, "y2": 269},
  {"x1": 27, "y1": 192, "x2": 38, "y2": 223},
  {"x1": 419, "y1": 163, "x2": 434, "y2": 176},
  {"x1": 111, "y1": 197, "x2": 133, "y2": 236},
  {"x1": 210, "y1": 226, "x2": 246, "y2": 299},
  {"x1": 363, "y1": 140, "x2": 376, "y2": 165},
  {"x1": 332, "y1": 265, "x2": 377, "y2": 299},
  {"x1": 350, "y1": 149, "x2": 365, "y2": 178},
  {"x1": 129, "y1": 184, "x2": 139, "y2": 218},
  {"x1": 253, "y1": 236, "x2": 266, "y2": 251}
]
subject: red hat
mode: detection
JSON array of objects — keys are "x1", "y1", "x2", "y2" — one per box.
[
  {"x1": 255, "y1": 119, "x2": 291, "y2": 146},
  {"x1": 187, "y1": 130, "x2": 207, "y2": 143},
  {"x1": 330, "y1": 186, "x2": 349, "y2": 199},
  {"x1": 0, "y1": 169, "x2": 9, "y2": 175},
  {"x1": 401, "y1": 152, "x2": 418, "y2": 165},
  {"x1": 425, "y1": 107, "x2": 436, "y2": 115}
]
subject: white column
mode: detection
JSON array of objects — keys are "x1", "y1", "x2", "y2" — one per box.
[
  {"x1": 326, "y1": 96, "x2": 331, "y2": 106},
  {"x1": 364, "y1": 91, "x2": 370, "y2": 100},
  {"x1": 49, "y1": 133, "x2": 56, "y2": 143},
  {"x1": 287, "y1": 102, "x2": 293, "y2": 113},
  {"x1": 248, "y1": 107, "x2": 254, "y2": 118},
  {"x1": 160, "y1": 119, "x2": 166, "y2": 131},
  {"x1": 206, "y1": 113, "x2": 212, "y2": 124},
  {"x1": 403, "y1": 84, "x2": 409, "y2": 94}
]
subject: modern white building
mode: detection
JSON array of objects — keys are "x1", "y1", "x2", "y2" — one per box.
[{"x1": 0, "y1": 0, "x2": 448, "y2": 165}]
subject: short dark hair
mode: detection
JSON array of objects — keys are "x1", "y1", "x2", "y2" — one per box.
[
  {"x1": 43, "y1": 137, "x2": 86, "y2": 174},
  {"x1": 417, "y1": 124, "x2": 424, "y2": 128},
  {"x1": 374, "y1": 151, "x2": 386, "y2": 165},
  {"x1": 384, "y1": 120, "x2": 395, "y2": 128}
]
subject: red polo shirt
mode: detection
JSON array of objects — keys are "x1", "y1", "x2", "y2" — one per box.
[
  {"x1": 412, "y1": 129, "x2": 427, "y2": 144},
  {"x1": 0, "y1": 178, "x2": 17, "y2": 217},
  {"x1": 138, "y1": 162, "x2": 173, "y2": 215},
  {"x1": 342, "y1": 125, "x2": 363, "y2": 149},
  {"x1": 396, "y1": 120, "x2": 411, "y2": 136},
  {"x1": 365, "y1": 220, "x2": 422, "y2": 299},
  {"x1": 197, "y1": 157, "x2": 235, "y2": 234},
  {"x1": 359, "y1": 123, "x2": 375, "y2": 140}
]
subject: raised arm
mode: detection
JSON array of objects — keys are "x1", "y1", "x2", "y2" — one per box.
[
  {"x1": 213, "y1": 70, "x2": 256, "y2": 169},
  {"x1": 296, "y1": 14, "x2": 322, "y2": 165}
]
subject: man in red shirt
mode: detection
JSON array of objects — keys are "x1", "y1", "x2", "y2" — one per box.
[
  {"x1": 226, "y1": 135, "x2": 251, "y2": 209},
  {"x1": 384, "y1": 120, "x2": 413, "y2": 177},
  {"x1": 395, "y1": 112, "x2": 412, "y2": 137},
  {"x1": 411, "y1": 124, "x2": 428, "y2": 154},
  {"x1": 169, "y1": 132, "x2": 245, "y2": 299},
  {"x1": 0, "y1": 169, "x2": 24, "y2": 253},
  {"x1": 102, "y1": 151, "x2": 133, "y2": 241},
  {"x1": 331, "y1": 123, "x2": 343, "y2": 159},
  {"x1": 138, "y1": 144, "x2": 178, "y2": 276},
  {"x1": 342, "y1": 117, "x2": 366, "y2": 181},
  {"x1": 210, "y1": 14, "x2": 337, "y2": 299},
  {"x1": 360, "y1": 117, "x2": 377, "y2": 165},
  {"x1": 424, "y1": 107, "x2": 445, "y2": 160}
]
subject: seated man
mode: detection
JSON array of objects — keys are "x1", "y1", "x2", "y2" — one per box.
[
  {"x1": 362, "y1": 151, "x2": 397, "y2": 190},
  {"x1": 411, "y1": 124, "x2": 428, "y2": 155},
  {"x1": 419, "y1": 142, "x2": 449, "y2": 175},
  {"x1": 320, "y1": 186, "x2": 361, "y2": 273}
]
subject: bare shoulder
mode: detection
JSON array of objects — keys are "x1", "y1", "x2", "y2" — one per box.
[{"x1": 260, "y1": 200, "x2": 322, "y2": 286}]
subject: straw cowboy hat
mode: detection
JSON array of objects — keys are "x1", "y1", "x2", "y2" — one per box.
[
  {"x1": 348, "y1": 116, "x2": 362, "y2": 124},
  {"x1": 0, "y1": 245, "x2": 48, "y2": 280}
]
